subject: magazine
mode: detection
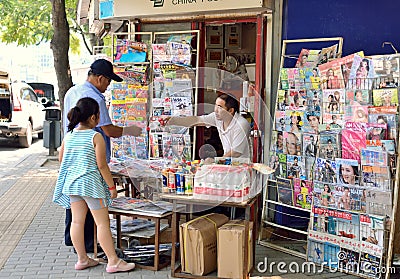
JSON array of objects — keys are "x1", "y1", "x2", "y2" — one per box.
[
  {"x1": 276, "y1": 177, "x2": 294, "y2": 205},
  {"x1": 347, "y1": 54, "x2": 375, "y2": 90},
  {"x1": 302, "y1": 110, "x2": 321, "y2": 134},
  {"x1": 318, "y1": 131, "x2": 341, "y2": 160},
  {"x1": 168, "y1": 42, "x2": 191, "y2": 66},
  {"x1": 344, "y1": 105, "x2": 368, "y2": 123},
  {"x1": 110, "y1": 197, "x2": 179, "y2": 215},
  {"x1": 365, "y1": 189, "x2": 392, "y2": 216},
  {"x1": 171, "y1": 96, "x2": 193, "y2": 116},
  {"x1": 283, "y1": 131, "x2": 302, "y2": 156},
  {"x1": 366, "y1": 123, "x2": 387, "y2": 140},
  {"x1": 286, "y1": 155, "x2": 306, "y2": 179},
  {"x1": 345, "y1": 89, "x2": 370, "y2": 106},
  {"x1": 372, "y1": 88, "x2": 398, "y2": 106},
  {"x1": 275, "y1": 110, "x2": 286, "y2": 131},
  {"x1": 314, "y1": 157, "x2": 337, "y2": 184},
  {"x1": 303, "y1": 133, "x2": 318, "y2": 157},
  {"x1": 361, "y1": 165, "x2": 391, "y2": 190},
  {"x1": 360, "y1": 149, "x2": 388, "y2": 167},
  {"x1": 277, "y1": 153, "x2": 287, "y2": 178},
  {"x1": 293, "y1": 178, "x2": 313, "y2": 209},
  {"x1": 335, "y1": 158, "x2": 360, "y2": 186},
  {"x1": 341, "y1": 122, "x2": 367, "y2": 162},
  {"x1": 313, "y1": 182, "x2": 336, "y2": 208},
  {"x1": 368, "y1": 106, "x2": 398, "y2": 141},
  {"x1": 285, "y1": 109, "x2": 305, "y2": 133},
  {"x1": 371, "y1": 54, "x2": 400, "y2": 88},
  {"x1": 333, "y1": 184, "x2": 364, "y2": 212}
]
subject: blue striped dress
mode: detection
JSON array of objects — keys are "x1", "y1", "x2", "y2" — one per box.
[{"x1": 53, "y1": 129, "x2": 111, "y2": 209}]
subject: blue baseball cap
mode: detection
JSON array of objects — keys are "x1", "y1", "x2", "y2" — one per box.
[{"x1": 90, "y1": 59, "x2": 123, "y2": 82}]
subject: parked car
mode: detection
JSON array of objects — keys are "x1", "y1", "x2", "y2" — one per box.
[
  {"x1": 28, "y1": 82, "x2": 59, "y2": 107},
  {"x1": 0, "y1": 70, "x2": 45, "y2": 147}
]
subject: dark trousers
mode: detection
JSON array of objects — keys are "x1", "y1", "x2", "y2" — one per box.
[{"x1": 65, "y1": 208, "x2": 96, "y2": 253}]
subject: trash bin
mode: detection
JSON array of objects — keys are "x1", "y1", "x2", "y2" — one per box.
[{"x1": 43, "y1": 107, "x2": 61, "y2": 156}]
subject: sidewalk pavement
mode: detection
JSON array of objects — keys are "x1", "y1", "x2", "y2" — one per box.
[{"x1": 0, "y1": 149, "x2": 360, "y2": 278}]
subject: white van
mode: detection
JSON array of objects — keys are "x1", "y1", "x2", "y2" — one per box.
[{"x1": 0, "y1": 70, "x2": 45, "y2": 147}]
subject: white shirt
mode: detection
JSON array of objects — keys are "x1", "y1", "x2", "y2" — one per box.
[{"x1": 199, "y1": 112, "x2": 251, "y2": 158}]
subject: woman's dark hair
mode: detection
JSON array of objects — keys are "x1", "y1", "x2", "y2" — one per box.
[
  {"x1": 67, "y1": 97, "x2": 99, "y2": 132},
  {"x1": 217, "y1": 93, "x2": 239, "y2": 113},
  {"x1": 339, "y1": 164, "x2": 359, "y2": 184}
]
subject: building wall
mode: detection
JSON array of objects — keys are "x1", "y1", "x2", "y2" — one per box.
[{"x1": 282, "y1": 0, "x2": 400, "y2": 64}]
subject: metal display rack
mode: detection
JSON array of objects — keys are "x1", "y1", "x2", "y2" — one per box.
[{"x1": 259, "y1": 37, "x2": 399, "y2": 279}]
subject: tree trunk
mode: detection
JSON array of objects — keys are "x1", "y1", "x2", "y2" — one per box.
[{"x1": 49, "y1": 0, "x2": 73, "y2": 116}]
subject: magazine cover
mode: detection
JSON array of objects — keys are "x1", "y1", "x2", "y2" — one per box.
[
  {"x1": 344, "y1": 105, "x2": 368, "y2": 123},
  {"x1": 303, "y1": 133, "x2": 319, "y2": 157},
  {"x1": 322, "y1": 113, "x2": 344, "y2": 128},
  {"x1": 149, "y1": 133, "x2": 163, "y2": 158},
  {"x1": 279, "y1": 68, "x2": 289, "y2": 90},
  {"x1": 172, "y1": 79, "x2": 193, "y2": 98},
  {"x1": 152, "y1": 44, "x2": 170, "y2": 62},
  {"x1": 125, "y1": 97, "x2": 147, "y2": 119},
  {"x1": 365, "y1": 189, "x2": 392, "y2": 216},
  {"x1": 315, "y1": 44, "x2": 338, "y2": 66},
  {"x1": 371, "y1": 53, "x2": 400, "y2": 88},
  {"x1": 110, "y1": 102, "x2": 127, "y2": 123},
  {"x1": 335, "y1": 158, "x2": 360, "y2": 186},
  {"x1": 114, "y1": 39, "x2": 147, "y2": 63},
  {"x1": 334, "y1": 185, "x2": 364, "y2": 212},
  {"x1": 286, "y1": 155, "x2": 306, "y2": 179},
  {"x1": 322, "y1": 88, "x2": 345, "y2": 114},
  {"x1": 307, "y1": 239, "x2": 325, "y2": 264},
  {"x1": 293, "y1": 178, "x2": 313, "y2": 209},
  {"x1": 361, "y1": 165, "x2": 391, "y2": 190},
  {"x1": 314, "y1": 157, "x2": 337, "y2": 184},
  {"x1": 368, "y1": 106, "x2": 398, "y2": 141},
  {"x1": 303, "y1": 111, "x2": 321, "y2": 134},
  {"x1": 366, "y1": 139, "x2": 395, "y2": 154},
  {"x1": 372, "y1": 88, "x2": 398, "y2": 106},
  {"x1": 287, "y1": 89, "x2": 307, "y2": 109},
  {"x1": 276, "y1": 177, "x2": 294, "y2": 205},
  {"x1": 283, "y1": 131, "x2": 302, "y2": 156},
  {"x1": 313, "y1": 182, "x2": 336, "y2": 208},
  {"x1": 296, "y1": 49, "x2": 320, "y2": 68},
  {"x1": 306, "y1": 89, "x2": 322, "y2": 112},
  {"x1": 134, "y1": 137, "x2": 148, "y2": 159},
  {"x1": 360, "y1": 214, "x2": 386, "y2": 249},
  {"x1": 285, "y1": 110, "x2": 305, "y2": 133},
  {"x1": 347, "y1": 54, "x2": 375, "y2": 90},
  {"x1": 366, "y1": 123, "x2": 387, "y2": 140},
  {"x1": 271, "y1": 130, "x2": 284, "y2": 154},
  {"x1": 305, "y1": 157, "x2": 316, "y2": 181},
  {"x1": 360, "y1": 149, "x2": 388, "y2": 167},
  {"x1": 277, "y1": 89, "x2": 287, "y2": 110},
  {"x1": 168, "y1": 42, "x2": 191, "y2": 66},
  {"x1": 318, "y1": 59, "x2": 346, "y2": 89},
  {"x1": 345, "y1": 89, "x2": 370, "y2": 106},
  {"x1": 341, "y1": 122, "x2": 367, "y2": 162},
  {"x1": 318, "y1": 131, "x2": 340, "y2": 160},
  {"x1": 171, "y1": 96, "x2": 193, "y2": 116},
  {"x1": 275, "y1": 110, "x2": 286, "y2": 131},
  {"x1": 277, "y1": 153, "x2": 287, "y2": 178},
  {"x1": 268, "y1": 152, "x2": 280, "y2": 180},
  {"x1": 359, "y1": 251, "x2": 382, "y2": 279},
  {"x1": 338, "y1": 247, "x2": 360, "y2": 272},
  {"x1": 171, "y1": 133, "x2": 191, "y2": 161}
]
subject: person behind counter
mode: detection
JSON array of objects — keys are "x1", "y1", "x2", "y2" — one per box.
[{"x1": 167, "y1": 93, "x2": 251, "y2": 159}]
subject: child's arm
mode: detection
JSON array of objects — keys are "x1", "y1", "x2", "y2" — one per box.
[
  {"x1": 58, "y1": 140, "x2": 65, "y2": 162},
  {"x1": 93, "y1": 133, "x2": 117, "y2": 199}
]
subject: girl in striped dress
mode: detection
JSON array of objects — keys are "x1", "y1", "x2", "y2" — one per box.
[{"x1": 53, "y1": 97, "x2": 135, "y2": 273}]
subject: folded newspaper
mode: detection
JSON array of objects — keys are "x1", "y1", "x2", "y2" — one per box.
[{"x1": 110, "y1": 197, "x2": 183, "y2": 215}]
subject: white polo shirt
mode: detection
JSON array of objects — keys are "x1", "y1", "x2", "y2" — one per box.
[{"x1": 199, "y1": 112, "x2": 251, "y2": 158}]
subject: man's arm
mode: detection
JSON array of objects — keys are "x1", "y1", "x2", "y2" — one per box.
[
  {"x1": 101, "y1": 124, "x2": 142, "y2": 138},
  {"x1": 223, "y1": 150, "x2": 242, "y2": 157},
  {"x1": 167, "y1": 116, "x2": 201, "y2": 127}
]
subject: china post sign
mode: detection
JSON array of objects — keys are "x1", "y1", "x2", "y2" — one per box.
[{"x1": 107, "y1": 0, "x2": 264, "y2": 19}]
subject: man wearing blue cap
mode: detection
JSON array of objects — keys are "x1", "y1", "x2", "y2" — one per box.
[{"x1": 63, "y1": 59, "x2": 141, "y2": 253}]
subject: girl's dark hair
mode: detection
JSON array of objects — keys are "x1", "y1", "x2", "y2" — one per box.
[{"x1": 67, "y1": 97, "x2": 99, "y2": 132}]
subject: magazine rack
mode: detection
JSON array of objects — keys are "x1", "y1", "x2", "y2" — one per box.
[
  {"x1": 259, "y1": 37, "x2": 344, "y2": 259},
  {"x1": 259, "y1": 37, "x2": 400, "y2": 279},
  {"x1": 150, "y1": 30, "x2": 200, "y2": 161}
]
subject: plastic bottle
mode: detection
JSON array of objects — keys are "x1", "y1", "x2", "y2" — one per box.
[
  {"x1": 176, "y1": 166, "x2": 185, "y2": 195},
  {"x1": 168, "y1": 168, "x2": 176, "y2": 193},
  {"x1": 161, "y1": 168, "x2": 169, "y2": 193}
]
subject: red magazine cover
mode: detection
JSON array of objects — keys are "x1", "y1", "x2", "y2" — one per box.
[{"x1": 341, "y1": 122, "x2": 367, "y2": 162}]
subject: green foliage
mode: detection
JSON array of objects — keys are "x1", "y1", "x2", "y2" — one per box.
[{"x1": 0, "y1": 0, "x2": 80, "y2": 51}]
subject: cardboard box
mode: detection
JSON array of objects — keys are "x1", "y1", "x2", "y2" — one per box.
[
  {"x1": 218, "y1": 220, "x2": 254, "y2": 279},
  {"x1": 179, "y1": 213, "x2": 229, "y2": 275}
]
